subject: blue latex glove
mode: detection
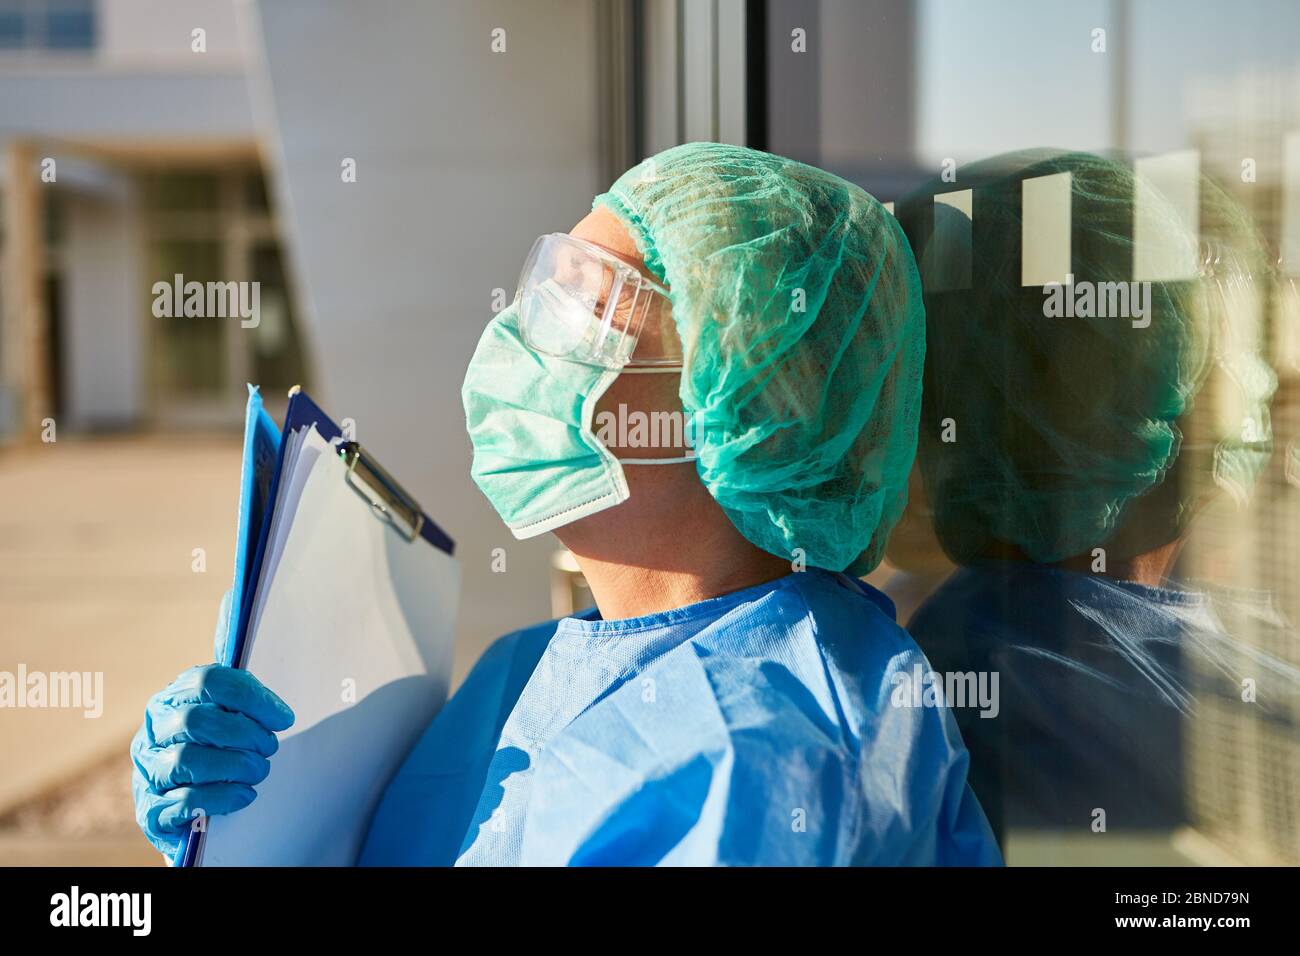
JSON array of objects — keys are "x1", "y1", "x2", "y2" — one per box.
[{"x1": 131, "y1": 662, "x2": 294, "y2": 858}]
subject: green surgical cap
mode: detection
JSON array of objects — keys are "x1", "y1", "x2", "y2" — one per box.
[
  {"x1": 595, "y1": 142, "x2": 925, "y2": 574},
  {"x1": 896, "y1": 149, "x2": 1275, "y2": 565}
]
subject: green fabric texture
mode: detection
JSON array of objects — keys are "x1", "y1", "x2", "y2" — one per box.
[
  {"x1": 895, "y1": 149, "x2": 1275, "y2": 565},
  {"x1": 594, "y1": 142, "x2": 926, "y2": 574}
]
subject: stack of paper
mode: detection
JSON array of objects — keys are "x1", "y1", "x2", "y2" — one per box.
[{"x1": 197, "y1": 417, "x2": 459, "y2": 866}]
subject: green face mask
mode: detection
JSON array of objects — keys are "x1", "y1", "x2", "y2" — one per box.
[{"x1": 462, "y1": 306, "x2": 690, "y2": 539}]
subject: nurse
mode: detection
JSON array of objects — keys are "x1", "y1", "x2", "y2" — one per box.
[{"x1": 132, "y1": 142, "x2": 1002, "y2": 866}]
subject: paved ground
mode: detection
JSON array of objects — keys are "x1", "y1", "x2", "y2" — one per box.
[
  {"x1": 0, "y1": 434, "x2": 242, "y2": 865},
  {"x1": 0, "y1": 751, "x2": 161, "y2": 866}
]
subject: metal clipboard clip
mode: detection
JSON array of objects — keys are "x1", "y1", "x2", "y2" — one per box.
[{"x1": 337, "y1": 440, "x2": 426, "y2": 543}]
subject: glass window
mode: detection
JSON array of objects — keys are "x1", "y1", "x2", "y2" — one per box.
[
  {"x1": 143, "y1": 166, "x2": 309, "y2": 420},
  {"x1": 0, "y1": 0, "x2": 95, "y2": 52},
  {"x1": 760, "y1": 0, "x2": 1300, "y2": 868},
  {"x1": 44, "y1": 1, "x2": 94, "y2": 50},
  {"x1": 151, "y1": 240, "x2": 227, "y2": 398},
  {"x1": 146, "y1": 173, "x2": 223, "y2": 215},
  {"x1": 0, "y1": 4, "x2": 28, "y2": 49},
  {"x1": 244, "y1": 172, "x2": 272, "y2": 214}
]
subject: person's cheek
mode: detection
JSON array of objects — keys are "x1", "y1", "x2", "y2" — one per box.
[{"x1": 594, "y1": 372, "x2": 687, "y2": 460}]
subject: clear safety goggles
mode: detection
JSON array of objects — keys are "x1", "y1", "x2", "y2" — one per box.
[{"x1": 515, "y1": 233, "x2": 682, "y2": 369}]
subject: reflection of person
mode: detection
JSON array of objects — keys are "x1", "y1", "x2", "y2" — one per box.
[
  {"x1": 132, "y1": 143, "x2": 1001, "y2": 866},
  {"x1": 894, "y1": 150, "x2": 1291, "y2": 850}
]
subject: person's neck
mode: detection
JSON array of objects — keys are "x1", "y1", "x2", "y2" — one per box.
[
  {"x1": 984, "y1": 537, "x2": 1185, "y2": 587},
  {"x1": 1058, "y1": 538, "x2": 1184, "y2": 587},
  {"x1": 554, "y1": 470, "x2": 792, "y2": 621},
  {"x1": 568, "y1": 545, "x2": 793, "y2": 621}
]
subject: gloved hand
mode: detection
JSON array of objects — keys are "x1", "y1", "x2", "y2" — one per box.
[{"x1": 131, "y1": 663, "x2": 294, "y2": 858}]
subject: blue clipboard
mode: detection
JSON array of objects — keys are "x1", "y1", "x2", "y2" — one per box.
[{"x1": 176, "y1": 385, "x2": 454, "y2": 867}]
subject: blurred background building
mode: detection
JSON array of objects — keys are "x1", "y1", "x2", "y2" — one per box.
[{"x1": 0, "y1": 0, "x2": 1297, "y2": 865}]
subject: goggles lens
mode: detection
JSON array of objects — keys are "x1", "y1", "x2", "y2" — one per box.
[{"x1": 515, "y1": 233, "x2": 680, "y2": 368}]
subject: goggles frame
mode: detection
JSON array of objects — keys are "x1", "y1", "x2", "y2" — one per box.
[{"x1": 514, "y1": 232, "x2": 680, "y2": 369}]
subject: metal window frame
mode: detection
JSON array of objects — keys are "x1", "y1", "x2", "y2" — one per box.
[{"x1": 627, "y1": 0, "x2": 764, "y2": 157}]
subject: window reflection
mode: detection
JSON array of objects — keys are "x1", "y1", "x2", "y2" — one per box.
[{"x1": 769, "y1": 0, "x2": 1300, "y2": 866}]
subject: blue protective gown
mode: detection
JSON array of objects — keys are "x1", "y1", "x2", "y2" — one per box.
[
  {"x1": 359, "y1": 569, "x2": 1002, "y2": 866},
  {"x1": 907, "y1": 561, "x2": 1300, "y2": 847}
]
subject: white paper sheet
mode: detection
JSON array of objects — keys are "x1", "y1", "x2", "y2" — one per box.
[{"x1": 199, "y1": 427, "x2": 459, "y2": 866}]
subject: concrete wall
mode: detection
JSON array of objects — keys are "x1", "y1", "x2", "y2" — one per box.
[
  {"x1": 0, "y1": 0, "x2": 253, "y2": 140},
  {"x1": 98, "y1": 0, "x2": 249, "y2": 67},
  {"x1": 0, "y1": 72, "x2": 253, "y2": 140},
  {"x1": 246, "y1": 0, "x2": 607, "y2": 679}
]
